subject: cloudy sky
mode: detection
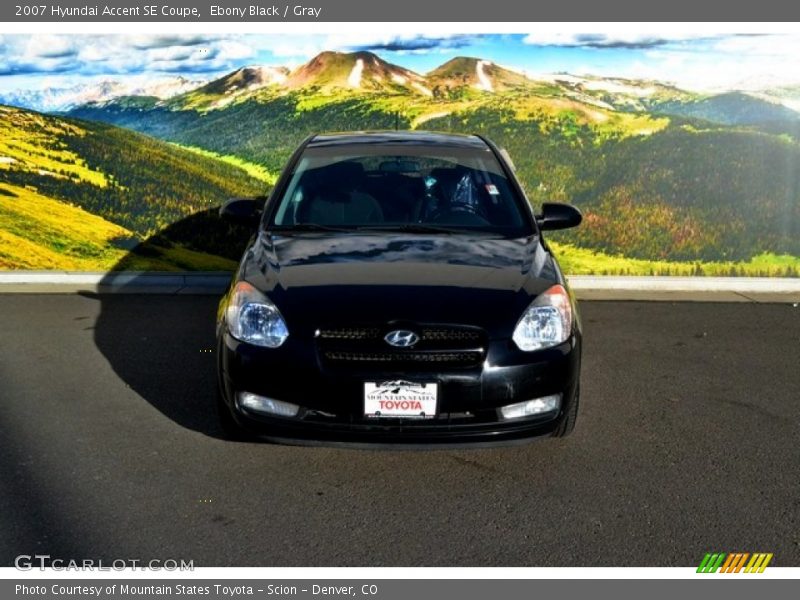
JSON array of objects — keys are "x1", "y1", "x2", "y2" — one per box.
[{"x1": 1, "y1": 32, "x2": 799, "y2": 92}]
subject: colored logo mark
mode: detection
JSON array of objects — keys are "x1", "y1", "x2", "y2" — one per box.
[{"x1": 697, "y1": 552, "x2": 773, "y2": 573}]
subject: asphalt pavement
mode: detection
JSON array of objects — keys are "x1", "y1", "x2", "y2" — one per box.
[{"x1": 0, "y1": 295, "x2": 798, "y2": 567}]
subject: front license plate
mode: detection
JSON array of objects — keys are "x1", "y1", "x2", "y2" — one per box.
[{"x1": 364, "y1": 380, "x2": 438, "y2": 419}]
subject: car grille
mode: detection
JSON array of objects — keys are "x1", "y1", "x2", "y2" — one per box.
[
  {"x1": 316, "y1": 327, "x2": 382, "y2": 341},
  {"x1": 323, "y1": 350, "x2": 484, "y2": 365},
  {"x1": 317, "y1": 327, "x2": 482, "y2": 343},
  {"x1": 316, "y1": 324, "x2": 486, "y2": 370}
]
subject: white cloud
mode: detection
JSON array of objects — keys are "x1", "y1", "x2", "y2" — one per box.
[
  {"x1": 22, "y1": 35, "x2": 77, "y2": 59},
  {"x1": 710, "y1": 34, "x2": 800, "y2": 57},
  {"x1": 128, "y1": 34, "x2": 219, "y2": 50},
  {"x1": 265, "y1": 34, "x2": 372, "y2": 57},
  {"x1": 0, "y1": 34, "x2": 262, "y2": 77},
  {"x1": 78, "y1": 39, "x2": 129, "y2": 63},
  {"x1": 148, "y1": 46, "x2": 198, "y2": 63},
  {"x1": 214, "y1": 40, "x2": 256, "y2": 61},
  {"x1": 583, "y1": 45, "x2": 800, "y2": 92},
  {"x1": 523, "y1": 32, "x2": 718, "y2": 49},
  {"x1": 269, "y1": 41, "x2": 322, "y2": 58},
  {"x1": 521, "y1": 32, "x2": 800, "y2": 91},
  {"x1": 264, "y1": 33, "x2": 472, "y2": 58}
]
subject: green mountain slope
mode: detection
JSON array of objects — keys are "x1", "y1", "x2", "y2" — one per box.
[
  {"x1": 173, "y1": 65, "x2": 289, "y2": 110},
  {"x1": 0, "y1": 104, "x2": 265, "y2": 269},
  {"x1": 72, "y1": 91, "x2": 800, "y2": 264},
  {"x1": 73, "y1": 95, "x2": 404, "y2": 173},
  {"x1": 423, "y1": 107, "x2": 800, "y2": 261},
  {"x1": 649, "y1": 91, "x2": 800, "y2": 125},
  {"x1": 571, "y1": 127, "x2": 800, "y2": 261}
]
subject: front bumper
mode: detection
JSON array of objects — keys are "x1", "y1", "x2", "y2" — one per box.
[{"x1": 217, "y1": 332, "x2": 581, "y2": 446}]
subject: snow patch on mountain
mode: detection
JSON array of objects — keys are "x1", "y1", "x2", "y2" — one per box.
[
  {"x1": 226, "y1": 66, "x2": 287, "y2": 92},
  {"x1": 348, "y1": 59, "x2": 364, "y2": 88},
  {"x1": 533, "y1": 73, "x2": 658, "y2": 97},
  {"x1": 412, "y1": 82, "x2": 433, "y2": 96},
  {"x1": 475, "y1": 60, "x2": 493, "y2": 92}
]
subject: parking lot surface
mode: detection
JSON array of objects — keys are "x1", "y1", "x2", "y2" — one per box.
[{"x1": 1, "y1": 295, "x2": 798, "y2": 566}]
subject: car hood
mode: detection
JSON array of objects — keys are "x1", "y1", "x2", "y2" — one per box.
[{"x1": 241, "y1": 232, "x2": 561, "y2": 337}]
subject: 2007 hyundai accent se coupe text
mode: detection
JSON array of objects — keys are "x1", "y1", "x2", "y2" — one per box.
[{"x1": 215, "y1": 131, "x2": 583, "y2": 447}]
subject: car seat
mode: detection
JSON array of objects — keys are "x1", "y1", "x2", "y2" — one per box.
[{"x1": 297, "y1": 161, "x2": 384, "y2": 225}]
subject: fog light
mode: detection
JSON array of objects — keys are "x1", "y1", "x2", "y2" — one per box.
[
  {"x1": 500, "y1": 394, "x2": 561, "y2": 420},
  {"x1": 238, "y1": 392, "x2": 300, "y2": 418}
]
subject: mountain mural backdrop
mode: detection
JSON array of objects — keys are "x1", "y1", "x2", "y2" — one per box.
[{"x1": 2, "y1": 50, "x2": 800, "y2": 275}]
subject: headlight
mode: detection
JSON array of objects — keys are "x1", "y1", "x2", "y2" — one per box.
[
  {"x1": 512, "y1": 284, "x2": 573, "y2": 351},
  {"x1": 226, "y1": 281, "x2": 289, "y2": 348}
]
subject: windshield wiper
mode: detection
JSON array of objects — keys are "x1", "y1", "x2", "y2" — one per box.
[
  {"x1": 270, "y1": 223, "x2": 356, "y2": 233},
  {"x1": 356, "y1": 223, "x2": 466, "y2": 234}
]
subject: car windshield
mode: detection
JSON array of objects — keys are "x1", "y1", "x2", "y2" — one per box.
[{"x1": 268, "y1": 143, "x2": 533, "y2": 237}]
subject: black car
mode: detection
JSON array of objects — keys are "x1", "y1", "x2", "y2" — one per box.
[{"x1": 216, "y1": 131, "x2": 582, "y2": 447}]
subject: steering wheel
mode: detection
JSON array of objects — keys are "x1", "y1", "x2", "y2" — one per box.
[{"x1": 429, "y1": 206, "x2": 491, "y2": 226}]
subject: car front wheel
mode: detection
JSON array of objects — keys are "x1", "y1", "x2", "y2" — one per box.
[{"x1": 552, "y1": 385, "x2": 579, "y2": 438}]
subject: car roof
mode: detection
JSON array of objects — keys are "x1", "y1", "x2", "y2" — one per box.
[{"x1": 307, "y1": 131, "x2": 490, "y2": 150}]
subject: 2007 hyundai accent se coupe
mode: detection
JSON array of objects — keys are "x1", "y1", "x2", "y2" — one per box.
[{"x1": 215, "y1": 131, "x2": 583, "y2": 447}]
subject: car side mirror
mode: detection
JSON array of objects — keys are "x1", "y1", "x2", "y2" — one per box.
[
  {"x1": 536, "y1": 202, "x2": 582, "y2": 231},
  {"x1": 220, "y1": 197, "x2": 265, "y2": 227}
]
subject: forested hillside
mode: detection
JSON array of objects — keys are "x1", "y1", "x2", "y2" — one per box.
[
  {"x1": 71, "y1": 87, "x2": 800, "y2": 266},
  {"x1": 0, "y1": 105, "x2": 265, "y2": 269}
]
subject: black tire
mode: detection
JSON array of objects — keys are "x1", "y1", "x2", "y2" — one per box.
[
  {"x1": 215, "y1": 337, "x2": 253, "y2": 441},
  {"x1": 552, "y1": 385, "x2": 580, "y2": 438},
  {"x1": 215, "y1": 385, "x2": 253, "y2": 441}
]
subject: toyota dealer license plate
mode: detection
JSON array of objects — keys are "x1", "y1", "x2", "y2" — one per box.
[{"x1": 364, "y1": 381, "x2": 438, "y2": 419}]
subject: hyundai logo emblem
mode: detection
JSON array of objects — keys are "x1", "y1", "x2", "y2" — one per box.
[{"x1": 384, "y1": 330, "x2": 419, "y2": 348}]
